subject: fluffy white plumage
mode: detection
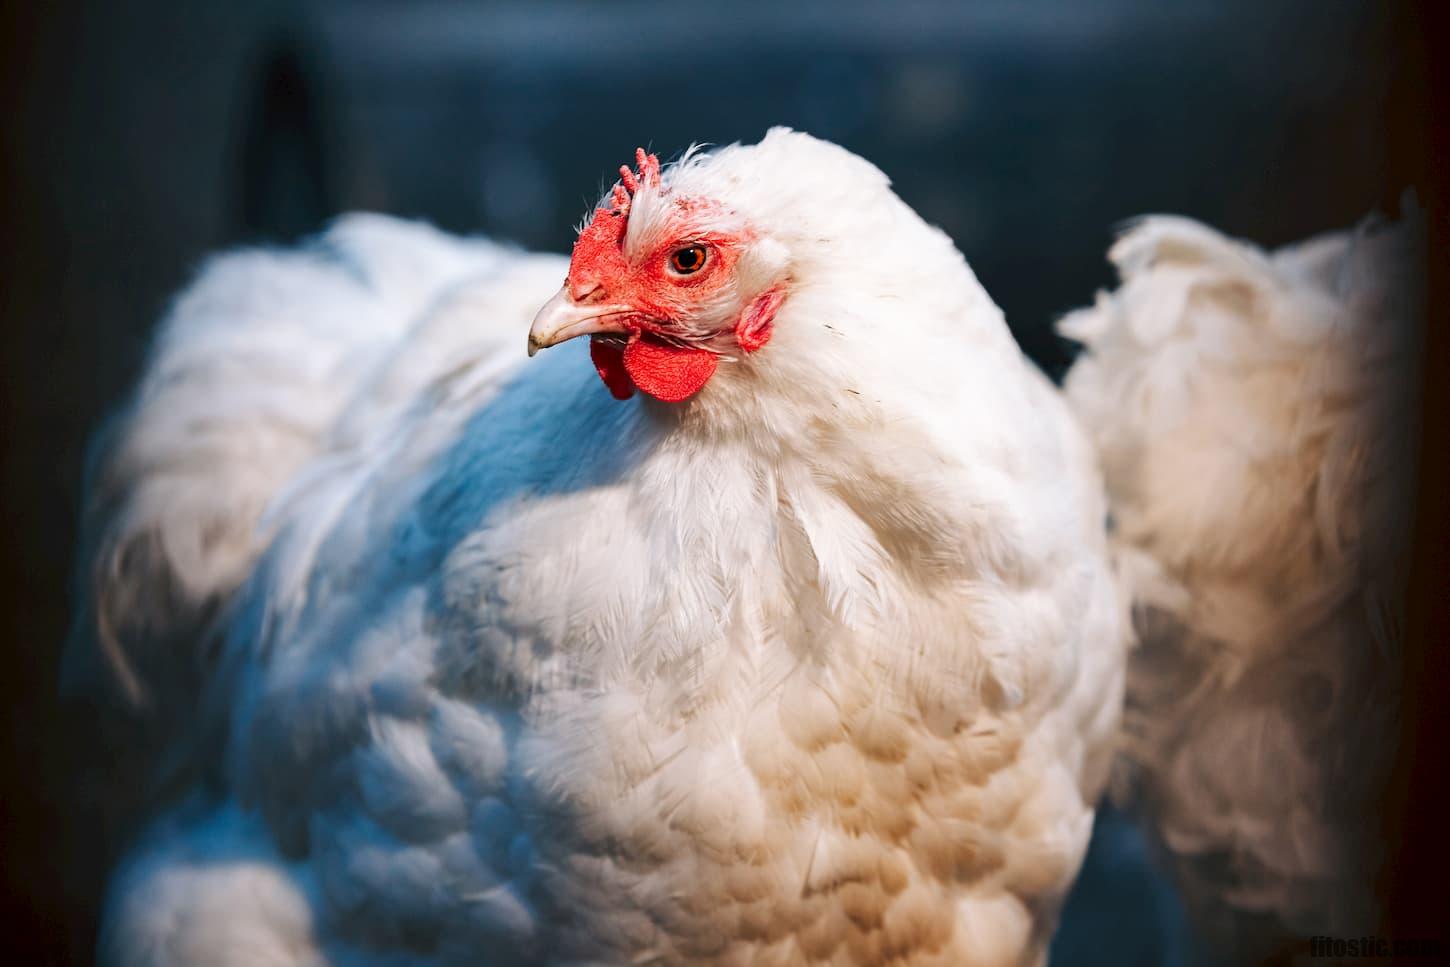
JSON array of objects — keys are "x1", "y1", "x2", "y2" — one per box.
[
  {"x1": 78, "y1": 130, "x2": 1125, "y2": 965},
  {"x1": 1060, "y1": 201, "x2": 1423, "y2": 958}
]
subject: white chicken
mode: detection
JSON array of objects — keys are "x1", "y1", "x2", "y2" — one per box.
[
  {"x1": 76, "y1": 130, "x2": 1126, "y2": 965},
  {"x1": 1060, "y1": 202, "x2": 1423, "y2": 959}
]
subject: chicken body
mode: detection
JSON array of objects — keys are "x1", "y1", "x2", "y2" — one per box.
[
  {"x1": 1061, "y1": 204, "x2": 1423, "y2": 958},
  {"x1": 82, "y1": 131, "x2": 1125, "y2": 965}
]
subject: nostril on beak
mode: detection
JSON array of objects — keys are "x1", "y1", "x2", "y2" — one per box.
[{"x1": 570, "y1": 281, "x2": 605, "y2": 303}]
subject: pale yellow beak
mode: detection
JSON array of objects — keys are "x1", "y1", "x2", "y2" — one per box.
[{"x1": 527, "y1": 286, "x2": 634, "y2": 357}]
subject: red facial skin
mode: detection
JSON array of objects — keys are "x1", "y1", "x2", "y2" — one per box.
[{"x1": 566, "y1": 151, "x2": 781, "y2": 402}]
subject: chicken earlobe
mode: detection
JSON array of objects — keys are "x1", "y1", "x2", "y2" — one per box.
[{"x1": 734, "y1": 286, "x2": 784, "y2": 353}]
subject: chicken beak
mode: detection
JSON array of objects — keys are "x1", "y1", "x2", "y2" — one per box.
[{"x1": 527, "y1": 286, "x2": 632, "y2": 357}]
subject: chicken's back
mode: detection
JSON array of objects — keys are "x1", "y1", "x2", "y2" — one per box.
[{"x1": 66, "y1": 213, "x2": 565, "y2": 854}]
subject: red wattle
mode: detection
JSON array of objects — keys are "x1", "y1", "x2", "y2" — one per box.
[
  {"x1": 622, "y1": 338, "x2": 718, "y2": 402},
  {"x1": 590, "y1": 338, "x2": 635, "y2": 400}
]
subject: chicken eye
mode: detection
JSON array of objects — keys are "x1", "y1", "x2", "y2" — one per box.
[{"x1": 668, "y1": 245, "x2": 707, "y2": 275}]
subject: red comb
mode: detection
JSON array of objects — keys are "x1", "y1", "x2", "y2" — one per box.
[
  {"x1": 617, "y1": 147, "x2": 660, "y2": 199},
  {"x1": 607, "y1": 147, "x2": 661, "y2": 219},
  {"x1": 572, "y1": 148, "x2": 661, "y2": 271}
]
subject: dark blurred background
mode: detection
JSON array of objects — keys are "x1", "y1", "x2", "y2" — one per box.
[{"x1": 1, "y1": 1, "x2": 1443, "y2": 962}]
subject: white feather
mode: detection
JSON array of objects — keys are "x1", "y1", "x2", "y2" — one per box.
[
  {"x1": 83, "y1": 130, "x2": 1124, "y2": 965},
  {"x1": 1061, "y1": 198, "x2": 1423, "y2": 958}
]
